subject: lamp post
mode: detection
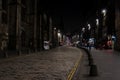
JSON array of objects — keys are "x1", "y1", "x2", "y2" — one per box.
[
  {"x1": 53, "y1": 27, "x2": 57, "y2": 47},
  {"x1": 102, "y1": 9, "x2": 107, "y2": 27},
  {"x1": 102, "y1": 9, "x2": 107, "y2": 37},
  {"x1": 58, "y1": 29, "x2": 61, "y2": 46},
  {"x1": 96, "y1": 18, "x2": 99, "y2": 36},
  {"x1": 88, "y1": 23, "x2": 91, "y2": 30},
  {"x1": 96, "y1": 19, "x2": 99, "y2": 26},
  {"x1": 102, "y1": 9, "x2": 107, "y2": 17},
  {"x1": 82, "y1": 27, "x2": 85, "y2": 32},
  {"x1": 87, "y1": 23, "x2": 91, "y2": 40},
  {"x1": 95, "y1": 18, "x2": 99, "y2": 46},
  {"x1": 80, "y1": 27, "x2": 85, "y2": 44}
]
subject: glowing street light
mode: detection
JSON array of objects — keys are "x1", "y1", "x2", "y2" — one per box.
[
  {"x1": 58, "y1": 32, "x2": 61, "y2": 37},
  {"x1": 82, "y1": 27, "x2": 85, "y2": 32},
  {"x1": 58, "y1": 29, "x2": 60, "y2": 36},
  {"x1": 102, "y1": 9, "x2": 107, "y2": 16},
  {"x1": 96, "y1": 19, "x2": 99, "y2": 26},
  {"x1": 57, "y1": 30, "x2": 62, "y2": 45},
  {"x1": 54, "y1": 27, "x2": 56, "y2": 30},
  {"x1": 88, "y1": 24, "x2": 91, "y2": 30},
  {"x1": 102, "y1": 9, "x2": 107, "y2": 27}
]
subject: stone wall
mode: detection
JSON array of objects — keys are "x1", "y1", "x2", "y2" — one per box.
[
  {"x1": 115, "y1": 1, "x2": 120, "y2": 51},
  {"x1": 0, "y1": 0, "x2": 8, "y2": 50}
]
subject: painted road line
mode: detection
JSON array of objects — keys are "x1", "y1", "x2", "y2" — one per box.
[{"x1": 67, "y1": 52, "x2": 83, "y2": 80}]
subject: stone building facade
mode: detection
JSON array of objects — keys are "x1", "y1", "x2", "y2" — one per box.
[
  {"x1": 115, "y1": 1, "x2": 120, "y2": 51},
  {"x1": 0, "y1": 0, "x2": 8, "y2": 51},
  {"x1": 0, "y1": 0, "x2": 60, "y2": 57}
]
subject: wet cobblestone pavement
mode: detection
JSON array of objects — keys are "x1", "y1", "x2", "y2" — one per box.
[{"x1": 0, "y1": 46, "x2": 83, "y2": 80}]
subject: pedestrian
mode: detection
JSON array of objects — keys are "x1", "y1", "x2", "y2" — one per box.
[{"x1": 88, "y1": 41, "x2": 91, "y2": 51}]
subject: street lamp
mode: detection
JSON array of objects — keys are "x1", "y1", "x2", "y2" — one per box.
[
  {"x1": 81, "y1": 27, "x2": 85, "y2": 43},
  {"x1": 96, "y1": 18, "x2": 99, "y2": 44},
  {"x1": 102, "y1": 9, "x2": 107, "y2": 17},
  {"x1": 82, "y1": 27, "x2": 85, "y2": 32},
  {"x1": 102, "y1": 9, "x2": 107, "y2": 37},
  {"x1": 54, "y1": 27, "x2": 56, "y2": 30},
  {"x1": 58, "y1": 32, "x2": 61, "y2": 38},
  {"x1": 96, "y1": 19, "x2": 99, "y2": 26},
  {"x1": 58, "y1": 30, "x2": 62, "y2": 45},
  {"x1": 88, "y1": 24, "x2": 91, "y2": 30}
]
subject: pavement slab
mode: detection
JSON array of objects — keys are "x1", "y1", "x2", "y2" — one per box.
[{"x1": 76, "y1": 48, "x2": 120, "y2": 80}]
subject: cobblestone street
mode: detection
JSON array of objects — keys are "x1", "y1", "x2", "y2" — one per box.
[{"x1": 0, "y1": 46, "x2": 83, "y2": 80}]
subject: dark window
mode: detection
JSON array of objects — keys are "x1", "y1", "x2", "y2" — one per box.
[
  {"x1": 21, "y1": 7, "x2": 26, "y2": 21},
  {"x1": 2, "y1": 13, "x2": 7, "y2": 24},
  {"x1": 2, "y1": 0, "x2": 7, "y2": 10},
  {"x1": 1, "y1": 0, "x2": 7, "y2": 24}
]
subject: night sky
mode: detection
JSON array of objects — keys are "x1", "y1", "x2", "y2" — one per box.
[{"x1": 40, "y1": 0, "x2": 111, "y2": 33}]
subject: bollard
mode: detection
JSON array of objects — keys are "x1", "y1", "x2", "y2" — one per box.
[
  {"x1": 17, "y1": 50, "x2": 21, "y2": 56},
  {"x1": 89, "y1": 64, "x2": 98, "y2": 76},
  {"x1": 4, "y1": 51, "x2": 8, "y2": 58},
  {"x1": 78, "y1": 47, "x2": 98, "y2": 77},
  {"x1": 88, "y1": 58, "x2": 94, "y2": 66},
  {"x1": 88, "y1": 54, "x2": 92, "y2": 60},
  {"x1": 28, "y1": 49, "x2": 30, "y2": 54}
]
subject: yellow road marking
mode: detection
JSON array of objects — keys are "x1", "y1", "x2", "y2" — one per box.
[{"x1": 67, "y1": 52, "x2": 83, "y2": 80}]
